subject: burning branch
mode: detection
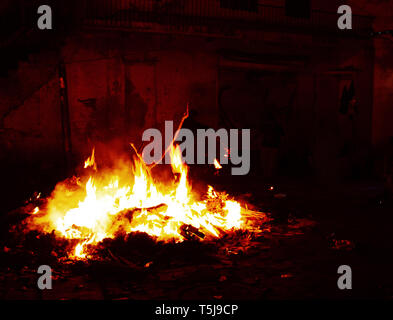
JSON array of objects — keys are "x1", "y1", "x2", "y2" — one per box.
[
  {"x1": 149, "y1": 104, "x2": 189, "y2": 168},
  {"x1": 180, "y1": 224, "x2": 205, "y2": 240}
]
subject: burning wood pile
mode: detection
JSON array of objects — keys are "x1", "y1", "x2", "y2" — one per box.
[{"x1": 13, "y1": 143, "x2": 268, "y2": 261}]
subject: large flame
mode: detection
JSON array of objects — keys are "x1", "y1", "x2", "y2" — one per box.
[{"x1": 25, "y1": 145, "x2": 261, "y2": 260}]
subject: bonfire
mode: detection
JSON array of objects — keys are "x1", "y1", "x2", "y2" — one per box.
[{"x1": 21, "y1": 129, "x2": 267, "y2": 260}]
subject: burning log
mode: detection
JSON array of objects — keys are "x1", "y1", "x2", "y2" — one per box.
[
  {"x1": 180, "y1": 224, "x2": 205, "y2": 240},
  {"x1": 20, "y1": 140, "x2": 260, "y2": 260},
  {"x1": 119, "y1": 204, "x2": 169, "y2": 222}
]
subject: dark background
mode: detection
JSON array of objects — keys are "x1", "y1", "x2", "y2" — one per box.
[{"x1": 0, "y1": 0, "x2": 393, "y2": 300}]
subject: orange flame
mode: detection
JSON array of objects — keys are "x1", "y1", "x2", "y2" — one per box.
[
  {"x1": 84, "y1": 148, "x2": 97, "y2": 171},
  {"x1": 25, "y1": 144, "x2": 263, "y2": 260},
  {"x1": 214, "y1": 159, "x2": 222, "y2": 170}
]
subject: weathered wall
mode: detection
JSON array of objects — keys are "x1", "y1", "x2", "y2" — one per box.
[
  {"x1": 0, "y1": 0, "x2": 378, "y2": 183},
  {"x1": 0, "y1": 52, "x2": 63, "y2": 167},
  {"x1": 373, "y1": 39, "x2": 393, "y2": 147},
  {"x1": 347, "y1": 0, "x2": 393, "y2": 148},
  {"x1": 56, "y1": 28, "x2": 375, "y2": 180},
  {"x1": 0, "y1": 51, "x2": 63, "y2": 209},
  {"x1": 61, "y1": 33, "x2": 218, "y2": 162}
]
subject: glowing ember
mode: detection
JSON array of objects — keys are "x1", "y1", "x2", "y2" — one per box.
[{"x1": 24, "y1": 144, "x2": 264, "y2": 260}]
